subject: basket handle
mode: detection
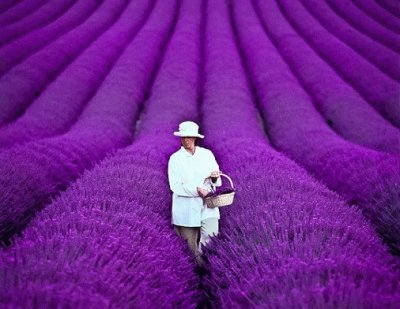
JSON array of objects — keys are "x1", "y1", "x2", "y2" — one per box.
[{"x1": 204, "y1": 172, "x2": 234, "y2": 189}]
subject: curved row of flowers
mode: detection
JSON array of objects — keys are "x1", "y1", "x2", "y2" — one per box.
[
  {"x1": 375, "y1": 0, "x2": 400, "y2": 18},
  {"x1": 199, "y1": 0, "x2": 400, "y2": 307},
  {"x1": 300, "y1": 0, "x2": 400, "y2": 81},
  {"x1": 277, "y1": 0, "x2": 400, "y2": 128},
  {"x1": 253, "y1": 0, "x2": 400, "y2": 154},
  {"x1": 233, "y1": 0, "x2": 400, "y2": 254},
  {"x1": 0, "y1": 0, "x2": 154, "y2": 150},
  {"x1": 325, "y1": 0, "x2": 400, "y2": 53},
  {"x1": 0, "y1": 0, "x2": 76, "y2": 47},
  {"x1": 0, "y1": 0, "x2": 100, "y2": 75},
  {"x1": 352, "y1": 0, "x2": 400, "y2": 33},
  {"x1": 0, "y1": 0, "x2": 177, "y2": 243},
  {"x1": 0, "y1": 0, "x2": 203, "y2": 306},
  {"x1": 0, "y1": 0, "x2": 20, "y2": 14},
  {"x1": 0, "y1": 0, "x2": 127, "y2": 127},
  {"x1": 0, "y1": 0, "x2": 48, "y2": 27},
  {"x1": 0, "y1": 1, "x2": 398, "y2": 307}
]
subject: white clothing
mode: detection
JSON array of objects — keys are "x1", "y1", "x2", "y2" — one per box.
[
  {"x1": 199, "y1": 217, "x2": 219, "y2": 253},
  {"x1": 168, "y1": 145, "x2": 222, "y2": 227}
]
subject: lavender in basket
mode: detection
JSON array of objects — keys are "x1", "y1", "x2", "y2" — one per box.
[{"x1": 206, "y1": 187, "x2": 236, "y2": 198}]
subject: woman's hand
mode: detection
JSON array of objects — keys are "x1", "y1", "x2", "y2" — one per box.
[
  {"x1": 210, "y1": 170, "x2": 221, "y2": 183},
  {"x1": 197, "y1": 187, "x2": 209, "y2": 198},
  {"x1": 210, "y1": 170, "x2": 221, "y2": 178}
]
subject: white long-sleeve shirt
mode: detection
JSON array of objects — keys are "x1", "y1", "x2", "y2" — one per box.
[{"x1": 168, "y1": 145, "x2": 222, "y2": 227}]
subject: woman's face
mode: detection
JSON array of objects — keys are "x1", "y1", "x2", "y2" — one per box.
[{"x1": 181, "y1": 137, "x2": 196, "y2": 149}]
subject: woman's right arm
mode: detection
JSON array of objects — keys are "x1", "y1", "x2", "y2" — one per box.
[
  {"x1": 209, "y1": 152, "x2": 222, "y2": 187},
  {"x1": 168, "y1": 157, "x2": 199, "y2": 197}
]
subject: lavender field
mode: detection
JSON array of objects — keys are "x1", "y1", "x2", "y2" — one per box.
[{"x1": 0, "y1": 0, "x2": 399, "y2": 307}]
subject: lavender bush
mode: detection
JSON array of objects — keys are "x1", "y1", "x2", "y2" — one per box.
[
  {"x1": 0, "y1": 0, "x2": 153, "y2": 149},
  {"x1": 0, "y1": 0, "x2": 177, "y2": 243},
  {"x1": 352, "y1": 0, "x2": 400, "y2": 33},
  {"x1": 198, "y1": 1, "x2": 400, "y2": 307},
  {"x1": 233, "y1": 0, "x2": 400, "y2": 254},
  {"x1": 0, "y1": 1, "x2": 204, "y2": 306},
  {"x1": 301, "y1": 0, "x2": 400, "y2": 81},
  {"x1": 325, "y1": 0, "x2": 400, "y2": 53},
  {"x1": 0, "y1": 0, "x2": 21, "y2": 13},
  {"x1": 278, "y1": 0, "x2": 400, "y2": 128},
  {"x1": 373, "y1": 0, "x2": 400, "y2": 19},
  {"x1": 0, "y1": 158, "x2": 200, "y2": 307},
  {"x1": 0, "y1": 0, "x2": 48, "y2": 27},
  {"x1": 0, "y1": 0, "x2": 127, "y2": 127},
  {"x1": 0, "y1": 0, "x2": 76, "y2": 47},
  {"x1": 254, "y1": 0, "x2": 400, "y2": 154},
  {"x1": 0, "y1": 0, "x2": 100, "y2": 75},
  {"x1": 0, "y1": 0, "x2": 399, "y2": 307}
]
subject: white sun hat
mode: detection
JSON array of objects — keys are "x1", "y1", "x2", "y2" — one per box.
[{"x1": 173, "y1": 121, "x2": 204, "y2": 138}]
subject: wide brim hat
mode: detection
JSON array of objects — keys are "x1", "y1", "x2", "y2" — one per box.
[{"x1": 173, "y1": 121, "x2": 204, "y2": 138}]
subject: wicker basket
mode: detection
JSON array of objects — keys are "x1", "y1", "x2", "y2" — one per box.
[{"x1": 203, "y1": 173, "x2": 235, "y2": 208}]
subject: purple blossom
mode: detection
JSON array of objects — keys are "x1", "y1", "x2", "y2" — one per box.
[
  {"x1": 305, "y1": 0, "x2": 400, "y2": 71},
  {"x1": 0, "y1": 0, "x2": 128, "y2": 126},
  {"x1": 232, "y1": 0, "x2": 400, "y2": 254},
  {"x1": 199, "y1": 1, "x2": 400, "y2": 307},
  {"x1": 352, "y1": 0, "x2": 400, "y2": 32},
  {"x1": 369, "y1": 0, "x2": 400, "y2": 21},
  {"x1": 0, "y1": 0, "x2": 399, "y2": 307},
  {"x1": 0, "y1": 0, "x2": 75, "y2": 47},
  {"x1": 254, "y1": 0, "x2": 400, "y2": 155},
  {"x1": 0, "y1": 1, "x2": 21, "y2": 13},
  {"x1": 0, "y1": 0, "x2": 153, "y2": 149},
  {"x1": 278, "y1": 0, "x2": 400, "y2": 127},
  {"x1": 205, "y1": 187, "x2": 236, "y2": 198},
  {"x1": 0, "y1": 0, "x2": 202, "y2": 306},
  {"x1": 0, "y1": 0, "x2": 100, "y2": 76},
  {"x1": 0, "y1": 0, "x2": 49, "y2": 27},
  {"x1": 0, "y1": 0, "x2": 176, "y2": 242}
]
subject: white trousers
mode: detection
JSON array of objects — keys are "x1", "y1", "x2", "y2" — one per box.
[{"x1": 199, "y1": 217, "x2": 219, "y2": 253}]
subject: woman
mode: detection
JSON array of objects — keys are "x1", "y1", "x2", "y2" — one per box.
[{"x1": 167, "y1": 121, "x2": 222, "y2": 262}]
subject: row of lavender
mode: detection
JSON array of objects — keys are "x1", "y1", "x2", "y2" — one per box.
[
  {"x1": 0, "y1": 0, "x2": 128, "y2": 126},
  {"x1": 243, "y1": 0, "x2": 400, "y2": 254},
  {"x1": 0, "y1": 0, "x2": 151, "y2": 148},
  {"x1": 0, "y1": 0, "x2": 399, "y2": 307},
  {"x1": 0, "y1": 0, "x2": 397, "y2": 264},
  {"x1": 0, "y1": 0, "x2": 398, "y2": 240},
  {"x1": 0, "y1": 0, "x2": 101, "y2": 75},
  {"x1": 299, "y1": 0, "x2": 400, "y2": 83},
  {"x1": 323, "y1": 0, "x2": 400, "y2": 55},
  {"x1": 0, "y1": 0, "x2": 171, "y2": 242},
  {"x1": 276, "y1": 0, "x2": 400, "y2": 128},
  {"x1": 0, "y1": 0, "x2": 21, "y2": 14},
  {"x1": 352, "y1": 0, "x2": 400, "y2": 33},
  {"x1": 0, "y1": 0, "x2": 77, "y2": 47},
  {"x1": 1, "y1": 0, "x2": 202, "y2": 306},
  {"x1": 375, "y1": 0, "x2": 400, "y2": 18},
  {"x1": 0, "y1": 0, "x2": 49, "y2": 27},
  {"x1": 253, "y1": 0, "x2": 400, "y2": 154},
  {"x1": 199, "y1": 1, "x2": 399, "y2": 307}
]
